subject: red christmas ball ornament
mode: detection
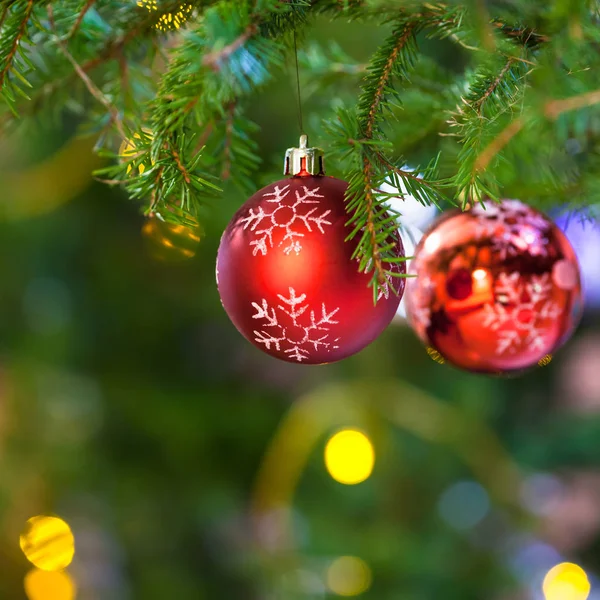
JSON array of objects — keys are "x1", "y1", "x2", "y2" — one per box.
[
  {"x1": 405, "y1": 199, "x2": 583, "y2": 374},
  {"x1": 216, "y1": 136, "x2": 405, "y2": 364}
]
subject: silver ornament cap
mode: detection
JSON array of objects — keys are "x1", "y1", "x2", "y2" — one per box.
[{"x1": 284, "y1": 134, "x2": 325, "y2": 176}]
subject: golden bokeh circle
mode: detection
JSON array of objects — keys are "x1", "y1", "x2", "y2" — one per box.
[
  {"x1": 326, "y1": 556, "x2": 372, "y2": 596},
  {"x1": 324, "y1": 429, "x2": 375, "y2": 485},
  {"x1": 543, "y1": 562, "x2": 590, "y2": 600},
  {"x1": 24, "y1": 569, "x2": 76, "y2": 600},
  {"x1": 20, "y1": 516, "x2": 75, "y2": 572}
]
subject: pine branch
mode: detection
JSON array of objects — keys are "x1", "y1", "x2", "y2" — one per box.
[
  {"x1": 68, "y1": 0, "x2": 97, "y2": 39},
  {"x1": 0, "y1": 0, "x2": 34, "y2": 112},
  {"x1": 449, "y1": 48, "x2": 531, "y2": 205},
  {"x1": 350, "y1": 22, "x2": 419, "y2": 288}
]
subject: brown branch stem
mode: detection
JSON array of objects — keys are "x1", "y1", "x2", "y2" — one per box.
[{"x1": 68, "y1": 0, "x2": 96, "y2": 39}]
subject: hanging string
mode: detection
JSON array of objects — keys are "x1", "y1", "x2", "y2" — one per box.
[{"x1": 293, "y1": 30, "x2": 304, "y2": 135}]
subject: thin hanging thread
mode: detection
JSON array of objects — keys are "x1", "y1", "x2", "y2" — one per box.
[{"x1": 293, "y1": 31, "x2": 304, "y2": 135}]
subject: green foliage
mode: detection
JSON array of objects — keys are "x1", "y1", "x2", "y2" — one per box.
[{"x1": 2, "y1": 0, "x2": 600, "y2": 294}]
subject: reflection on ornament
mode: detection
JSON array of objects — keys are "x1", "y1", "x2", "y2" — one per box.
[
  {"x1": 217, "y1": 136, "x2": 405, "y2": 364},
  {"x1": 405, "y1": 200, "x2": 582, "y2": 374},
  {"x1": 324, "y1": 429, "x2": 375, "y2": 485},
  {"x1": 20, "y1": 516, "x2": 75, "y2": 572},
  {"x1": 155, "y1": 4, "x2": 193, "y2": 31},
  {"x1": 555, "y1": 212, "x2": 600, "y2": 309},
  {"x1": 394, "y1": 224, "x2": 423, "y2": 321},
  {"x1": 24, "y1": 569, "x2": 76, "y2": 600},
  {"x1": 426, "y1": 346, "x2": 445, "y2": 364},
  {"x1": 379, "y1": 167, "x2": 438, "y2": 231},
  {"x1": 119, "y1": 128, "x2": 153, "y2": 175},
  {"x1": 142, "y1": 213, "x2": 202, "y2": 262},
  {"x1": 326, "y1": 556, "x2": 372, "y2": 597},
  {"x1": 538, "y1": 354, "x2": 553, "y2": 367},
  {"x1": 543, "y1": 563, "x2": 590, "y2": 600}
]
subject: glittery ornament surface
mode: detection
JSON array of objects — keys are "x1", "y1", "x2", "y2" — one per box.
[
  {"x1": 217, "y1": 176, "x2": 405, "y2": 364},
  {"x1": 405, "y1": 199, "x2": 583, "y2": 374}
]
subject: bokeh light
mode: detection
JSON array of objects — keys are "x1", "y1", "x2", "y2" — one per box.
[
  {"x1": 326, "y1": 556, "x2": 372, "y2": 596},
  {"x1": 137, "y1": 0, "x2": 157, "y2": 10},
  {"x1": 155, "y1": 5, "x2": 193, "y2": 31},
  {"x1": 24, "y1": 569, "x2": 76, "y2": 600},
  {"x1": 426, "y1": 346, "x2": 446, "y2": 364},
  {"x1": 543, "y1": 563, "x2": 591, "y2": 600},
  {"x1": 438, "y1": 481, "x2": 490, "y2": 531},
  {"x1": 20, "y1": 516, "x2": 75, "y2": 572},
  {"x1": 142, "y1": 214, "x2": 202, "y2": 262},
  {"x1": 325, "y1": 429, "x2": 375, "y2": 485}
]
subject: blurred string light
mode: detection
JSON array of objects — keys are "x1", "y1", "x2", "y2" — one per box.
[
  {"x1": 136, "y1": 0, "x2": 193, "y2": 30},
  {"x1": 426, "y1": 346, "x2": 446, "y2": 364},
  {"x1": 156, "y1": 5, "x2": 193, "y2": 31},
  {"x1": 324, "y1": 429, "x2": 375, "y2": 485},
  {"x1": 24, "y1": 569, "x2": 76, "y2": 600},
  {"x1": 20, "y1": 516, "x2": 75, "y2": 571},
  {"x1": 543, "y1": 563, "x2": 591, "y2": 600},
  {"x1": 326, "y1": 556, "x2": 372, "y2": 597},
  {"x1": 142, "y1": 211, "x2": 202, "y2": 262},
  {"x1": 438, "y1": 481, "x2": 490, "y2": 531}
]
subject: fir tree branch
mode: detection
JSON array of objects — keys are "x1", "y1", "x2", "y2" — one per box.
[
  {"x1": 68, "y1": 0, "x2": 97, "y2": 39},
  {"x1": 222, "y1": 101, "x2": 236, "y2": 180},
  {"x1": 0, "y1": 0, "x2": 34, "y2": 92},
  {"x1": 202, "y1": 24, "x2": 258, "y2": 70},
  {"x1": 47, "y1": 3, "x2": 127, "y2": 139},
  {"x1": 474, "y1": 116, "x2": 525, "y2": 173},
  {"x1": 545, "y1": 88, "x2": 600, "y2": 118},
  {"x1": 354, "y1": 22, "x2": 418, "y2": 287},
  {"x1": 475, "y1": 88, "x2": 600, "y2": 172}
]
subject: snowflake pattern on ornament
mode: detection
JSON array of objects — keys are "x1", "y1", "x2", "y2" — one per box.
[
  {"x1": 251, "y1": 287, "x2": 340, "y2": 362},
  {"x1": 472, "y1": 200, "x2": 550, "y2": 260},
  {"x1": 482, "y1": 272, "x2": 562, "y2": 355},
  {"x1": 240, "y1": 184, "x2": 332, "y2": 256}
]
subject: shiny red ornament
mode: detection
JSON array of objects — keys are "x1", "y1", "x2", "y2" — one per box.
[
  {"x1": 216, "y1": 138, "x2": 405, "y2": 364},
  {"x1": 405, "y1": 199, "x2": 583, "y2": 374}
]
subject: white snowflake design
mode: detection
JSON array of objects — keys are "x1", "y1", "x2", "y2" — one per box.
[
  {"x1": 482, "y1": 271, "x2": 562, "y2": 355},
  {"x1": 472, "y1": 200, "x2": 551, "y2": 260},
  {"x1": 240, "y1": 184, "x2": 332, "y2": 256},
  {"x1": 251, "y1": 287, "x2": 341, "y2": 362}
]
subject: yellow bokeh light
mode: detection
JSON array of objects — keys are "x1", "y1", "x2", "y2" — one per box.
[
  {"x1": 327, "y1": 556, "x2": 372, "y2": 597},
  {"x1": 137, "y1": 0, "x2": 158, "y2": 10},
  {"x1": 142, "y1": 213, "x2": 202, "y2": 262},
  {"x1": 538, "y1": 354, "x2": 553, "y2": 367},
  {"x1": 543, "y1": 563, "x2": 591, "y2": 600},
  {"x1": 155, "y1": 5, "x2": 193, "y2": 31},
  {"x1": 426, "y1": 346, "x2": 445, "y2": 364},
  {"x1": 20, "y1": 516, "x2": 75, "y2": 572},
  {"x1": 325, "y1": 429, "x2": 375, "y2": 485},
  {"x1": 24, "y1": 569, "x2": 76, "y2": 600}
]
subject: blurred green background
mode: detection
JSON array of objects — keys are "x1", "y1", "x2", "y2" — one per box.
[{"x1": 1, "y1": 15, "x2": 600, "y2": 600}]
